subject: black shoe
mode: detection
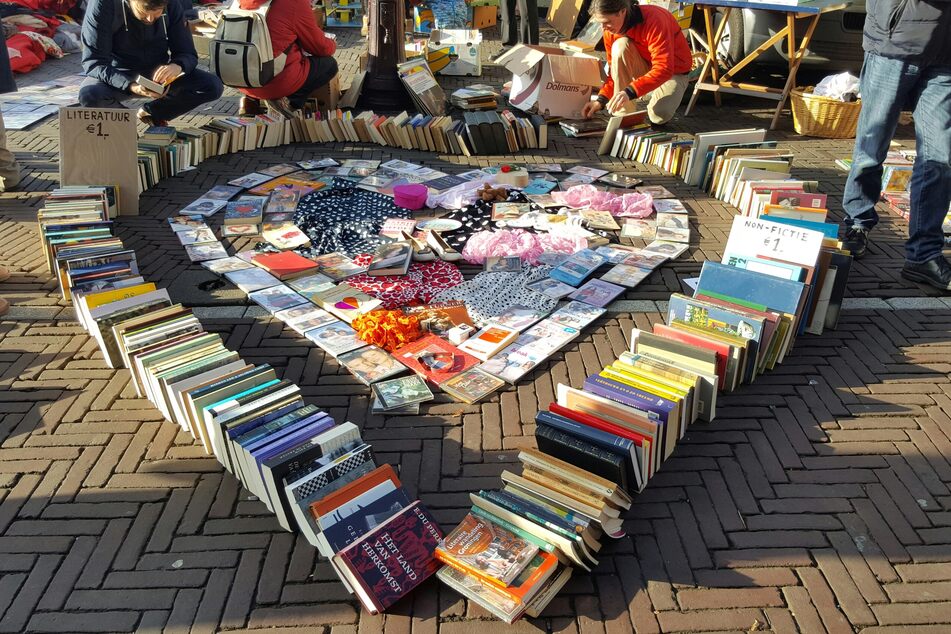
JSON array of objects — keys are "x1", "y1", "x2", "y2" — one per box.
[
  {"x1": 843, "y1": 226, "x2": 869, "y2": 259},
  {"x1": 136, "y1": 108, "x2": 169, "y2": 128},
  {"x1": 901, "y1": 256, "x2": 951, "y2": 292}
]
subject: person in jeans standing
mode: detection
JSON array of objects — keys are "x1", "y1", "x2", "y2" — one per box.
[
  {"x1": 0, "y1": 36, "x2": 21, "y2": 194},
  {"x1": 580, "y1": 0, "x2": 692, "y2": 125},
  {"x1": 841, "y1": 0, "x2": 951, "y2": 291},
  {"x1": 501, "y1": 0, "x2": 539, "y2": 46}
]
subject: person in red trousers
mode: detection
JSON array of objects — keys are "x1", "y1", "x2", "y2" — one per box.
[{"x1": 236, "y1": 0, "x2": 338, "y2": 117}]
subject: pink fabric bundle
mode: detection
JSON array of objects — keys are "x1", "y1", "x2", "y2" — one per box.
[
  {"x1": 461, "y1": 229, "x2": 588, "y2": 265},
  {"x1": 552, "y1": 184, "x2": 654, "y2": 218}
]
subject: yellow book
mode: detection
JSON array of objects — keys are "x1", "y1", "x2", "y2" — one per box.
[
  {"x1": 83, "y1": 282, "x2": 157, "y2": 312},
  {"x1": 609, "y1": 359, "x2": 698, "y2": 426},
  {"x1": 669, "y1": 318, "x2": 750, "y2": 388},
  {"x1": 600, "y1": 367, "x2": 690, "y2": 438}
]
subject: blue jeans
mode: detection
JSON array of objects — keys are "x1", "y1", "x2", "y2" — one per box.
[
  {"x1": 842, "y1": 52, "x2": 951, "y2": 264},
  {"x1": 78, "y1": 69, "x2": 223, "y2": 122}
]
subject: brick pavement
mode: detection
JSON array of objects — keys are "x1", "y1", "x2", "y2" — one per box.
[{"x1": 2, "y1": 21, "x2": 951, "y2": 634}]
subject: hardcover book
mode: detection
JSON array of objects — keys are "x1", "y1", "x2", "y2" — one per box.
[
  {"x1": 251, "y1": 251, "x2": 319, "y2": 280},
  {"x1": 333, "y1": 501, "x2": 444, "y2": 614}
]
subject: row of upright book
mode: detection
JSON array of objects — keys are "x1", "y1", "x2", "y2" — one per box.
[
  {"x1": 37, "y1": 187, "x2": 450, "y2": 615},
  {"x1": 434, "y1": 205, "x2": 854, "y2": 622},
  {"x1": 134, "y1": 106, "x2": 550, "y2": 191}
]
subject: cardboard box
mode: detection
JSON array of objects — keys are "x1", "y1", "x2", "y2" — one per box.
[
  {"x1": 308, "y1": 75, "x2": 341, "y2": 110},
  {"x1": 470, "y1": 4, "x2": 496, "y2": 28},
  {"x1": 495, "y1": 45, "x2": 602, "y2": 119},
  {"x1": 428, "y1": 29, "x2": 482, "y2": 76},
  {"x1": 313, "y1": 5, "x2": 326, "y2": 28}
]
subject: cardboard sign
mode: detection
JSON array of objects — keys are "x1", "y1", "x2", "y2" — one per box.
[
  {"x1": 496, "y1": 45, "x2": 602, "y2": 119},
  {"x1": 59, "y1": 107, "x2": 139, "y2": 216},
  {"x1": 428, "y1": 29, "x2": 482, "y2": 76}
]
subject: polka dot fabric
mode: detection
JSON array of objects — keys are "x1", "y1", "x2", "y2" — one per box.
[
  {"x1": 345, "y1": 255, "x2": 464, "y2": 309},
  {"x1": 430, "y1": 266, "x2": 558, "y2": 327},
  {"x1": 295, "y1": 179, "x2": 411, "y2": 258}
]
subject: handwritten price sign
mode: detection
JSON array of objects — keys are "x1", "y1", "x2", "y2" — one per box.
[{"x1": 59, "y1": 107, "x2": 139, "y2": 215}]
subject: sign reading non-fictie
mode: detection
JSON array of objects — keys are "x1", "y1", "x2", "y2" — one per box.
[{"x1": 59, "y1": 107, "x2": 139, "y2": 216}]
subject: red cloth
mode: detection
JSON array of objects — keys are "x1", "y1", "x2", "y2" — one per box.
[
  {"x1": 10, "y1": 0, "x2": 73, "y2": 16},
  {"x1": 7, "y1": 33, "x2": 45, "y2": 73},
  {"x1": 346, "y1": 255, "x2": 464, "y2": 309},
  {"x1": 599, "y1": 5, "x2": 693, "y2": 99},
  {"x1": 237, "y1": 0, "x2": 336, "y2": 100}
]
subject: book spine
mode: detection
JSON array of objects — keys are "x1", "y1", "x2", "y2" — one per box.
[
  {"x1": 468, "y1": 505, "x2": 557, "y2": 555},
  {"x1": 534, "y1": 425, "x2": 628, "y2": 493},
  {"x1": 481, "y1": 491, "x2": 577, "y2": 542},
  {"x1": 536, "y1": 412, "x2": 634, "y2": 453},
  {"x1": 582, "y1": 376, "x2": 664, "y2": 423}
]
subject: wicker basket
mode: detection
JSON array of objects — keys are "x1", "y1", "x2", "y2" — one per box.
[{"x1": 790, "y1": 87, "x2": 862, "y2": 139}]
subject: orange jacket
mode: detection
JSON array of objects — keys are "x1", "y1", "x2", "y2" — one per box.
[{"x1": 598, "y1": 5, "x2": 693, "y2": 100}]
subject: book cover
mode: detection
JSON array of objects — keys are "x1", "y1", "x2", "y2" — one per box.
[
  {"x1": 548, "y1": 301, "x2": 606, "y2": 330},
  {"x1": 262, "y1": 222, "x2": 311, "y2": 250},
  {"x1": 334, "y1": 501, "x2": 444, "y2": 614},
  {"x1": 402, "y1": 301, "x2": 474, "y2": 335},
  {"x1": 224, "y1": 199, "x2": 265, "y2": 225},
  {"x1": 313, "y1": 252, "x2": 368, "y2": 281},
  {"x1": 180, "y1": 198, "x2": 228, "y2": 217},
  {"x1": 247, "y1": 285, "x2": 309, "y2": 314},
  {"x1": 457, "y1": 325, "x2": 519, "y2": 361},
  {"x1": 315, "y1": 283, "x2": 382, "y2": 323},
  {"x1": 395, "y1": 334, "x2": 478, "y2": 385},
  {"x1": 549, "y1": 249, "x2": 605, "y2": 286},
  {"x1": 184, "y1": 242, "x2": 228, "y2": 263},
  {"x1": 305, "y1": 322, "x2": 366, "y2": 358},
  {"x1": 224, "y1": 267, "x2": 282, "y2": 293},
  {"x1": 437, "y1": 513, "x2": 539, "y2": 586},
  {"x1": 337, "y1": 346, "x2": 408, "y2": 385},
  {"x1": 202, "y1": 256, "x2": 253, "y2": 275},
  {"x1": 439, "y1": 367, "x2": 505, "y2": 404},
  {"x1": 321, "y1": 487, "x2": 412, "y2": 553},
  {"x1": 489, "y1": 305, "x2": 548, "y2": 332},
  {"x1": 525, "y1": 278, "x2": 575, "y2": 299},
  {"x1": 367, "y1": 241, "x2": 413, "y2": 277},
  {"x1": 567, "y1": 279, "x2": 624, "y2": 308},
  {"x1": 251, "y1": 251, "x2": 318, "y2": 280},
  {"x1": 220, "y1": 224, "x2": 260, "y2": 237},
  {"x1": 371, "y1": 375, "x2": 434, "y2": 411}
]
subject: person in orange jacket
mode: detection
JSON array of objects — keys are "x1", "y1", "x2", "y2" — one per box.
[{"x1": 581, "y1": 0, "x2": 693, "y2": 125}]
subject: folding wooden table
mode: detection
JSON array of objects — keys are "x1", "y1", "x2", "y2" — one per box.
[{"x1": 682, "y1": 0, "x2": 852, "y2": 130}]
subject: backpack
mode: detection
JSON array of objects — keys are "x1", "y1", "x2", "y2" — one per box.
[{"x1": 208, "y1": 0, "x2": 287, "y2": 88}]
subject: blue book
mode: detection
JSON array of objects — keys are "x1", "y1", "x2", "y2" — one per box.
[
  {"x1": 761, "y1": 214, "x2": 839, "y2": 240},
  {"x1": 229, "y1": 403, "x2": 316, "y2": 442},
  {"x1": 697, "y1": 261, "x2": 805, "y2": 317},
  {"x1": 226, "y1": 400, "x2": 310, "y2": 476},
  {"x1": 234, "y1": 409, "x2": 328, "y2": 483},
  {"x1": 321, "y1": 487, "x2": 411, "y2": 553}
]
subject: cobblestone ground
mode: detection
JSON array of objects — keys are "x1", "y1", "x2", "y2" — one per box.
[{"x1": 2, "y1": 24, "x2": 951, "y2": 634}]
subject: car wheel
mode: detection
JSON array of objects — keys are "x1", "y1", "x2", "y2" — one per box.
[
  {"x1": 716, "y1": 10, "x2": 745, "y2": 68},
  {"x1": 691, "y1": 8, "x2": 745, "y2": 69}
]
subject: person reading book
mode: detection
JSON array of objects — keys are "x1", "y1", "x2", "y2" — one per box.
[
  {"x1": 234, "y1": 0, "x2": 338, "y2": 118},
  {"x1": 580, "y1": 0, "x2": 692, "y2": 125},
  {"x1": 840, "y1": 0, "x2": 951, "y2": 291},
  {"x1": 80, "y1": 0, "x2": 224, "y2": 126}
]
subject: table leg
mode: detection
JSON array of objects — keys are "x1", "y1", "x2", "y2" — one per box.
[
  {"x1": 685, "y1": 5, "x2": 730, "y2": 115},
  {"x1": 771, "y1": 12, "x2": 820, "y2": 130}
]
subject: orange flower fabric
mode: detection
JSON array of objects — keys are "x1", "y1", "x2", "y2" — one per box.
[{"x1": 352, "y1": 309, "x2": 423, "y2": 352}]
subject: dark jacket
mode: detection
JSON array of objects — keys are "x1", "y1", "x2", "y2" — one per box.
[
  {"x1": 863, "y1": 0, "x2": 951, "y2": 64},
  {"x1": 81, "y1": 0, "x2": 198, "y2": 91}
]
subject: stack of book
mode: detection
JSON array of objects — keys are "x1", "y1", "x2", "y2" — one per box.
[
  {"x1": 450, "y1": 87, "x2": 499, "y2": 110},
  {"x1": 37, "y1": 190, "x2": 445, "y2": 615}
]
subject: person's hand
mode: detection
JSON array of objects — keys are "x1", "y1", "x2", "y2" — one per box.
[
  {"x1": 607, "y1": 90, "x2": 632, "y2": 114},
  {"x1": 152, "y1": 63, "x2": 183, "y2": 85},
  {"x1": 581, "y1": 100, "x2": 603, "y2": 119},
  {"x1": 130, "y1": 83, "x2": 162, "y2": 98}
]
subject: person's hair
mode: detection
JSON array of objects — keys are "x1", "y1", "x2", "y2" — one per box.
[
  {"x1": 132, "y1": 0, "x2": 169, "y2": 11},
  {"x1": 589, "y1": 0, "x2": 642, "y2": 23}
]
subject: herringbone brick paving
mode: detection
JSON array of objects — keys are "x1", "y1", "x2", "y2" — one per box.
[{"x1": 1, "y1": 22, "x2": 950, "y2": 634}]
